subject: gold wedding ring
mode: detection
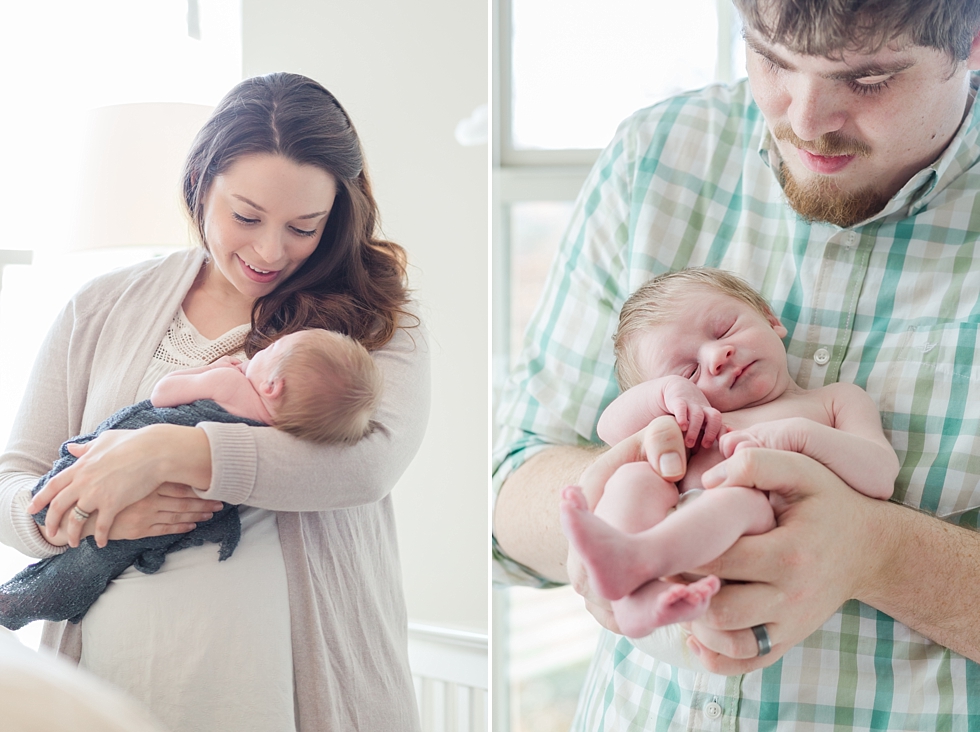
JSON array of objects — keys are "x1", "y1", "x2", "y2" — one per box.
[{"x1": 71, "y1": 505, "x2": 92, "y2": 522}]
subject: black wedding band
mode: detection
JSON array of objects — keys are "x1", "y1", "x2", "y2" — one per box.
[{"x1": 752, "y1": 624, "x2": 772, "y2": 657}]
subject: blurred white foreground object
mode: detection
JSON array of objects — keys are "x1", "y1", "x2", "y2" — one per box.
[{"x1": 0, "y1": 628, "x2": 170, "y2": 731}]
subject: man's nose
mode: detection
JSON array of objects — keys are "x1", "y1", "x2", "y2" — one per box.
[{"x1": 785, "y1": 77, "x2": 847, "y2": 143}]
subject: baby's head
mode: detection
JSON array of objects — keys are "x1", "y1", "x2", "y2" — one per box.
[
  {"x1": 614, "y1": 267, "x2": 791, "y2": 411},
  {"x1": 245, "y1": 329, "x2": 382, "y2": 444}
]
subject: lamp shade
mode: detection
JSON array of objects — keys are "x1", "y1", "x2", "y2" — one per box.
[{"x1": 70, "y1": 102, "x2": 214, "y2": 252}]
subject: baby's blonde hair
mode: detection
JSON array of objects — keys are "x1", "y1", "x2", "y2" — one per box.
[
  {"x1": 614, "y1": 267, "x2": 776, "y2": 389},
  {"x1": 269, "y1": 329, "x2": 382, "y2": 444}
]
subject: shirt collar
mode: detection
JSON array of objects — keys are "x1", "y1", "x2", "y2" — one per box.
[{"x1": 756, "y1": 72, "x2": 980, "y2": 228}]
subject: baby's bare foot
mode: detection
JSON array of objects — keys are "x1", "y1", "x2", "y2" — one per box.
[
  {"x1": 613, "y1": 576, "x2": 722, "y2": 637},
  {"x1": 559, "y1": 486, "x2": 655, "y2": 600},
  {"x1": 651, "y1": 576, "x2": 721, "y2": 625}
]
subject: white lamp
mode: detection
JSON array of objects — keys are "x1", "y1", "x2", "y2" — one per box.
[{"x1": 70, "y1": 102, "x2": 214, "y2": 252}]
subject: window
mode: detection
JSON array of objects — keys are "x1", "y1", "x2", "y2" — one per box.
[
  {"x1": 492, "y1": 1, "x2": 745, "y2": 729},
  {"x1": 0, "y1": 0, "x2": 241, "y2": 650}
]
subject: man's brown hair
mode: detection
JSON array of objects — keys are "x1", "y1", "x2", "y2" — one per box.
[{"x1": 734, "y1": 0, "x2": 980, "y2": 61}]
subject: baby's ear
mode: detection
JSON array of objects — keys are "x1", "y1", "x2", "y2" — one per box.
[
  {"x1": 262, "y1": 377, "x2": 284, "y2": 400},
  {"x1": 767, "y1": 311, "x2": 788, "y2": 338}
]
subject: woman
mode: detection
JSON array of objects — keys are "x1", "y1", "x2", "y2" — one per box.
[{"x1": 0, "y1": 73, "x2": 429, "y2": 732}]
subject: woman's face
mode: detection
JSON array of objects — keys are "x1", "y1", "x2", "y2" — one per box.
[{"x1": 201, "y1": 153, "x2": 338, "y2": 304}]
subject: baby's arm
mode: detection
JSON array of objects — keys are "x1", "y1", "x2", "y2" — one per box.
[
  {"x1": 597, "y1": 375, "x2": 723, "y2": 448},
  {"x1": 154, "y1": 356, "x2": 242, "y2": 380},
  {"x1": 719, "y1": 383, "x2": 899, "y2": 499},
  {"x1": 150, "y1": 366, "x2": 246, "y2": 409}
]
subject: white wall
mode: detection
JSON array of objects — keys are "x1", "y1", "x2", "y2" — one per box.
[{"x1": 242, "y1": 0, "x2": 489, "y2": 632}]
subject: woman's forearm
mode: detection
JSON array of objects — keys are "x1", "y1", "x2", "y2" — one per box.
[
  {"x1": 151, "y1": 424, "x2": 213, "y2": 490},
  {"x1": 493, "y1": 445, "x2": 603, "y2": 583},
  {"x1": 860, "y1": 498, "x2": 980, "y2": 661},
  {"x1": 0, "y1": 485, "x2": 69, "y2": 557}
]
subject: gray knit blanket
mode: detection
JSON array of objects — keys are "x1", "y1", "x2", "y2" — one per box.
[{"x1": 0, "y1": 399, "x2": 264, "y2": 630}]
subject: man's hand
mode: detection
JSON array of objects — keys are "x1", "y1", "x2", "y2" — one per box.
[
  {"x1": 684, "y1": 447, "x2": 889, "y2": 674},
  {"x1": 568, "y1": 415, "x2": 689, "y2": 631}
]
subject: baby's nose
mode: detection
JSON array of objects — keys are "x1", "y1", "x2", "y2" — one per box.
[{"x1": 707, "y1": 344, "x2": 734, "y2": 374}]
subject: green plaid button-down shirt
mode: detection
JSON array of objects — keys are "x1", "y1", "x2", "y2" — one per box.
[{"x1": 493, "y1": 77, "x2": 980, "y2": 731}]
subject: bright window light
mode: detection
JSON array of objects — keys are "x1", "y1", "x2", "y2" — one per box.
[{"x1": 510, "y1": 0, "x2": 744, "y2": 151}]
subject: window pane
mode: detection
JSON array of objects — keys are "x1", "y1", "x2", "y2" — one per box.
[
  {"x1": 507, "y1": 585, "x2": 602, "y2": 731},
  {"x1": 503, "y1": 201, "x2": 598, "y2": 730},
  {"x1": 509, "y1": 201, "x2": 575, "y2": 360},
  {"x1": 511, "y1": 0, "x2": 743, "y2": 151}
]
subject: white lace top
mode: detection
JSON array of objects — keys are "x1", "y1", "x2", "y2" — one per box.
[
  {"x1": 80, "y1": 309, "x2": 297, "y2": 732},
  {"x1": 136, "y1": 307, "x2": 250, "y2": 396}
]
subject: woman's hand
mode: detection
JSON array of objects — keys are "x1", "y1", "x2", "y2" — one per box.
[
  {"x1": 28, "y1": 425, "x2": 214, "y2": 548},
  {"x1": 38, "y1": 483, "x2": 227, "y2": 547},
  {"x1": 566, "y1": 415, "x2": 689, "y2": 631},
  {"x1": 683, "y1": 447, "x2": 888, "y2": 674}
]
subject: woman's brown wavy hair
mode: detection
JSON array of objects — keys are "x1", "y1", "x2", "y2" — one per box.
[{"x1": 182, "y1": 72, "x2": 413, "y2": 356}]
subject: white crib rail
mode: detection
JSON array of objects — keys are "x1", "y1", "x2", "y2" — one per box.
[{"x1": 408, "y1": 622, "x2": 488, "y2": 732}]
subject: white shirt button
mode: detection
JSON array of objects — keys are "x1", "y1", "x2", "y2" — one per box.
[
  {"x1": 813, "y1": 347, "x2": 831, "y2": 366},
  {"x1": 704, "y1": 701, "x2": 723, "y2": 719}
]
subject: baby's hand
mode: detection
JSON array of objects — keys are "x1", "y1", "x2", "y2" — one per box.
[
  {"x1": 211, "y1": 356, "x2": 243, "y2": 369},
  {"x1": 661, "y1": 376, "x2": 723, "y2": 449},
  {"x1": 718, "y1": 417, "x2": 809, "y2": 458}
]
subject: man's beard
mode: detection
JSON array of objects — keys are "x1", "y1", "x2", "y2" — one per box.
[
  {"x1": 779, "y1": 161, "x2": 890, "y2": 228},
  {"x1": 772, "y1": 123, "x2": 889, "y2": 228}
]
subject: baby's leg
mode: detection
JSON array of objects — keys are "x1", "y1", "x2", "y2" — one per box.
[
  {"x1": 559, "y1": 464, "x2": 723, "y2": 636},
  {"x1": 561, "y1": 481, "x2": 774, "y2": 600},
  {"x1": 560, "y1": 462, "x2": 678, "y2": 600},
  {"x1": 593, "y1": 462, "x2": 679, "y2": 531},
  {"x1": 630, "y1": 486, "x2": 776, "y2": 580}
]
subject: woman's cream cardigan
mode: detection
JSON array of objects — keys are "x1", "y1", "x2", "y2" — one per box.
[{"x1": 0, "y1": 248, "x2": 430, "y2": 731}]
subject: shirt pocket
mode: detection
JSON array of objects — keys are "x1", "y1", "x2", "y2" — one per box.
[{"x1": 865, "y1": 321, "x2": 980, "y2": 523}]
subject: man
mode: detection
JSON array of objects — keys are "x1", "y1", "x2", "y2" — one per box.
[{"x1": 493, "y1": 0, "x2": 980, "y2": 729}]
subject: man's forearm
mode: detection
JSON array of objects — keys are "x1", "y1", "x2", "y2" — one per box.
[
  {"x1": 861, "y1": 498, "x2": 980, "y2": 661},
  {"x1": 493, "y1": 445, "x2": 603, "y2": 583}
]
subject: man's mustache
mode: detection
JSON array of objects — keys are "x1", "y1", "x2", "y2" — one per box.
[{"x1": 772, "y1": 123, "x2": 872, "y2": 157}]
